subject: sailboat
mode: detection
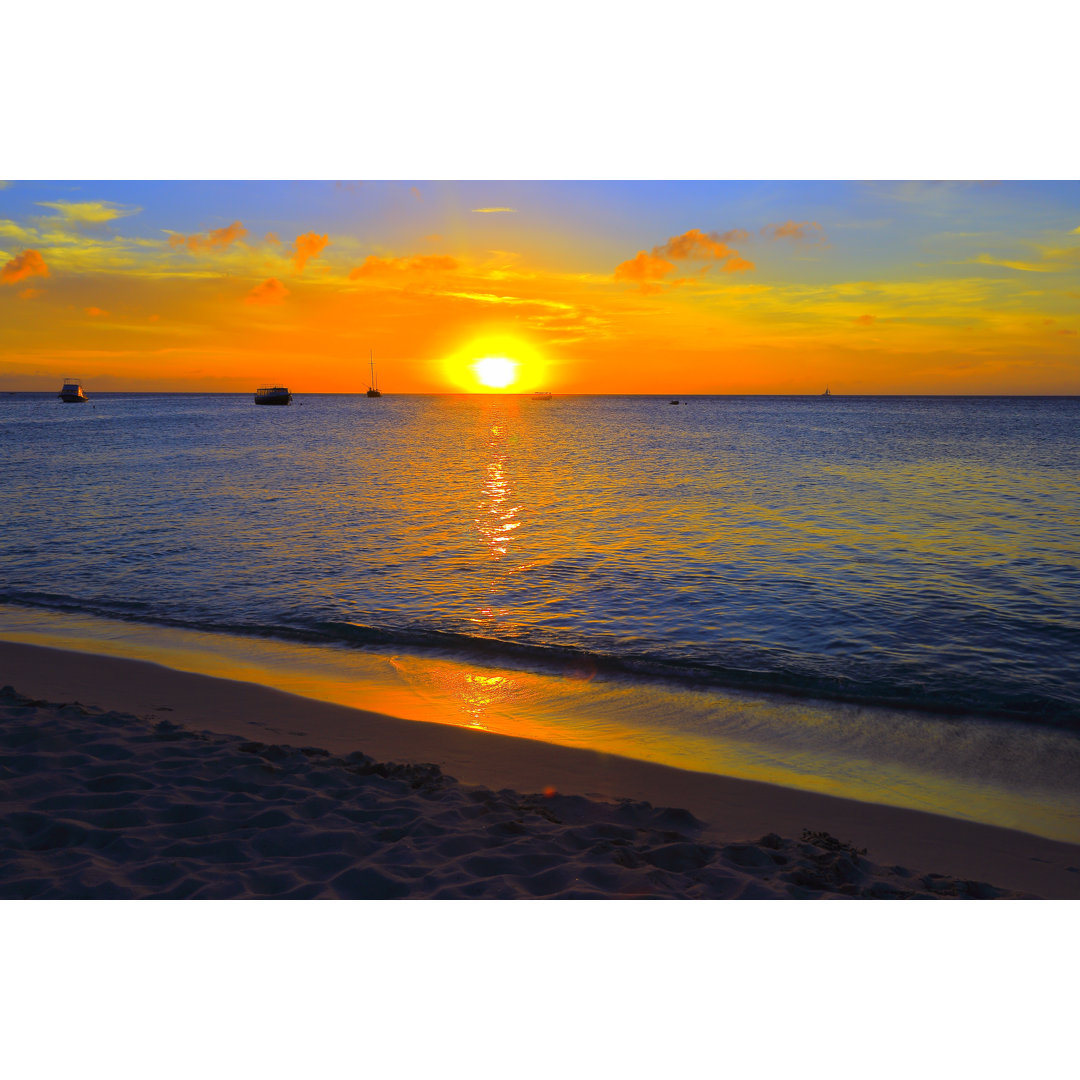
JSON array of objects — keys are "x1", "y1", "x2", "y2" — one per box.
[
  {"x1": 822, "y1": 386, "x2": 832, "y2": 397},
  {"x1": 366, "y1": 350, "x2": 382, "y2": 398}
]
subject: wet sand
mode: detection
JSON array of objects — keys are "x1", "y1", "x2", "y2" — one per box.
[{"x1": 3, "y1": 640, "x2": 1079, "y2": 898}]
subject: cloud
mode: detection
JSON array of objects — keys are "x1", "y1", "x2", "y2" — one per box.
[
  {"x1": 1, "y1": 248, "x2": 49, "y2": 284},
  {"x1": 439, "y1": 290, "x2": 574, "y2": 311},
  {"x1": 85, "y1": 306, "x2": 109, "y2": 317},
  {"x1": 170, "y1": 220, "x2": 248, "y2": 254},
  {"x1": 0, "y1": 181, "x2": 11, "y2": 190},
  {"x1": 37, "y1": 200, "x2": 141, "y2": 223},
  {"x1": 854, "y1": 314, "x2": 876, "y2": 325},
  {"x1": 349, "y1": 254, "x2": 459, "y2": 279},
  {"x1": 613, "y1": 250, "x2": 676, "y2": 293},
  {"x1": 722, "y1": 255, "x2": 755, "y2": 273},
  {"x1": 615, "y1": 228, "x2": 754, "y2": 291},
  {"x1": 292, "y1": 232, "x2": 330, "y2": 273},
  {"x1": 18, "y1": 287, "x2": 42, "y2": 300},
  {"x1": 761, "y1": 220, "x2": 826, "y2": 242},
  {"x1": 0, "y1": 219, "x2": 36, "y2": 243},
  {"x1": 970, "y1": 253, "x2": 1055, "y2": 273},
  {"x1": 472, "y1": 207, "x2": 517, "y2": 213},
  {"x1": 265, "y1": 232, "x2": 280, "y2": 245},
  {"x1": 245, "y1": 277, "x2": 289, "y2": 305},
  {"x1": 656, "y1": 228, "x2": 751, "y2": 259},
  {"x1": 410, "y1": 186, "x2": 422, "y2": 200}
]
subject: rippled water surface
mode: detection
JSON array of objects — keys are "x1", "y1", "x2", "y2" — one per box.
[{"x1": 3, "y1": 392, "x2": 1079, "y2": 725}]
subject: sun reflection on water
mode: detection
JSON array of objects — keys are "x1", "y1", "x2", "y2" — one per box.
[{"x1": 469, "y1": 410, "x2": 525, "y2": 639}]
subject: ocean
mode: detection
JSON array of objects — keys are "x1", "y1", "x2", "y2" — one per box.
[{"x1": 3, "y1": 392, "x2": 1079, "y2": 837}]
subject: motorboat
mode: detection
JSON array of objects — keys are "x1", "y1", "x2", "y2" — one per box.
[
  {"x1": 58, "y1": 379, "x2": 88, "y2": 403},
  {"x1": 254, "y1": 385, "x2": 292, "y2": 405}
]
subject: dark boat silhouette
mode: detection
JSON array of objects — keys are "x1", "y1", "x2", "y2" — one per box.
[
  {"x1": 366, "y1": 351, "x2": 382, "y2": 397},
  {"x1": 254, "y1": 385, "x2": 292, "y2": 405},
  {"x1": 58, "y1": 379, "x2": 88, "y2": 403}
]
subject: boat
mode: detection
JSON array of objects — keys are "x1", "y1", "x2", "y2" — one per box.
[
  {"x1": 58, "y1": 379, "x2": 88, "y2": 403},
  {"x1": 531, "y1": 391, "x2": 552, "y2": 400},
  {"x1": 669, "y1": 400, "x2": 680, "y2": 405},
  {"x1": 366, "y1": 351, "x2": 382, "y2": 397},
  {"x1": 822, "y1": 387, "x2": 832, "y2": 397},
  {"x1": 254, "y1": 385, "x2": 292, "y2": 406}
]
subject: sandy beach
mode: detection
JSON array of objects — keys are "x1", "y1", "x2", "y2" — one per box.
[{"x1": 4, "y1": 640, "x2": 1079, "y2": 899}]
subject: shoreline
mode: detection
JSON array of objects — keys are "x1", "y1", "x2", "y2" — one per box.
[
  {"x1": 4, "y1": 640, "x2": 1080, "y2": 898},
  {"x1": 4, "y1": 604, "x2": 1078, "y2": 847}
]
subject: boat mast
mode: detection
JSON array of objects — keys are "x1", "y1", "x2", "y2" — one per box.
[{"x1": 370, "y1": 349, "x2": 376, "y2": 391}]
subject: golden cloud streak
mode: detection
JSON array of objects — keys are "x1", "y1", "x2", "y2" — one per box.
[{"x1": 37, "y1": 200, "x2": 141, "y2": 223}]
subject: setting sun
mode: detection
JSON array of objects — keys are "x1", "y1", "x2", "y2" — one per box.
[
  {"x1": 442, "y1": 334, "x2": 547, "y2": 393},
  {"x1": 472, "y1": 356, "x2": 518, "y2": 389}
]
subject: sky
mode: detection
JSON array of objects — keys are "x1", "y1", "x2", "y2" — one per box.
[{"x1": 1, "y1": 179, "x2": 1078, "y2": 394}]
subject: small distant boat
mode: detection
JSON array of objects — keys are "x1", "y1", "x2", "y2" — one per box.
[
  {"x1": 366, "y1": 351, "x2": 382, "y2": 397},
  {"x1": 254, "y1": 385, "x2": 292, "y2": 406},
  {"x1": 669, "y1": 400, "x2": 680, "y2": 405},
  {"x1": 58, "y1": 379, "x2": 88, "y2": 403},
  {"x1": 532, "y1": 391, "x2": 552, "y2": 400},
  {"x1": 822, "y1": 387, "x2": 832, "y2": 397}
]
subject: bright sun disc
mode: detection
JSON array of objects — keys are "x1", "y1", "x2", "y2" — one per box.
[{"x1": 472, "y1": 356, "x2": 518, "y2": 389}]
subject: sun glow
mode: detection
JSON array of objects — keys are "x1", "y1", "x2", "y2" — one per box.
[
  {"x1": 473, "y1": 356, "x2": 518, "y2": 388},
  {"x1": 443, "y1": 334, "x2": 547, "y2": 393}
]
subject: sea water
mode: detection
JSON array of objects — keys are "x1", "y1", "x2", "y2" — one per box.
[{"x1": 3, "y1": 393, "x2": 1079, "y2": 837}]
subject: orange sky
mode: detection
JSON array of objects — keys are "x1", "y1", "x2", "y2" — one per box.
[{"x1": 2, "y1": 180, "x2": 1078, "y2": 393}]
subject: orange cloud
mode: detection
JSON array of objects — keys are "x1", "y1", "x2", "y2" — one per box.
[
  {"x1": 762, "y1": 220, "x2": 826, "y2": 242},
  {"x1": 292, "y1": 233, "x2": 330, "y2": 273},
  {"x1": 170, "y1": 220, "x2": 248, "y2": 253},
  {"x1": 245, "y1": 277, "x2": 289, "y2": 305},
  {"x1": 472, "y1": 207, "x2": 516, "y2": 213},
  {"x1": 85, "y1": 306, "x2": 108, "y2": 317},
  {"x1": 656, "y1": 228, "x2": 742, "y2": 260},
  {"x1": 722, "y1": 255, "x2": 755, "y2": 273},
  {"x1": 265, "y1": 232, "x2": 280, "y2": 245},
  {"x1": 614, "y1": 250, "x2": 677, "y2": 292},
  {"x1": 854, "y1": 314, "x2": 876, "y2": 325},
  {"x1": 18, "y1": 287, "x2": 43, "y2": 300},
  {"x1": 615, "y1": 228, "x2": 754, "y2": 291},
  {"x1": 1, "y1": 248, "x2": 49, "y2": 284},
  {"x1": 349, "y1": 254, "x2": 459, "y2": 279}
]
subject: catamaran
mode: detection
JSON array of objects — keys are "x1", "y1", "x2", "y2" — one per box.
[
  {"x1": 366, "y1": 351, "x2": 382, "y2": 397},
  {"x1": 58, "y1": 379, "x2": 88, "y2": 403}
]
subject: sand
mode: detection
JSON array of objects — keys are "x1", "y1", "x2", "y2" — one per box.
[{"x1": 3, "y1": 640, "x2": 1079, "y2": 899}]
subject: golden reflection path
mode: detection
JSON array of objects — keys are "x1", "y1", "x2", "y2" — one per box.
[{"x1": 466, "y1": 406, "x2": 526, "y2": 675}]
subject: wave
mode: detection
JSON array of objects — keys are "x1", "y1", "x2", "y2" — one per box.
[{"x1": 2, "y1": 590, "x2": 1079, "y2": 731}]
